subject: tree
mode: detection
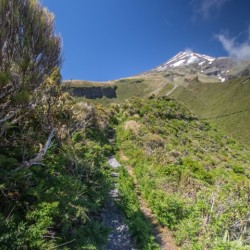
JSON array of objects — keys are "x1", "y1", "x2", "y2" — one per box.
[{"x1": 0, "y1": 0, "x2": 62, "y2": 124}]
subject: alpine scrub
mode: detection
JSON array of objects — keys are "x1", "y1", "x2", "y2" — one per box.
[
  {"x1": 112, "y1": 96, "x2": 250, "y2": 249},
  {"x1": 0, "y1": 0, "x2": 112, "y2": 248}
]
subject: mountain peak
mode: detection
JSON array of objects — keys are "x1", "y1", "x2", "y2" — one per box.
[{"x1": 156, "y1": 51, "x2": 215, "y2": 71}]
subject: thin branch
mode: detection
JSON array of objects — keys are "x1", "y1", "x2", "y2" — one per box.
[
  {"x1": 52, "y1": 239, "x2": 76, "y2": 249},
  {"x1": 0, "y1": 112, "x2": 16, "y2": 124},
  {"x1": 6, "y1": 206, "x2": 16, "y2": 220},
  {"x1": 22, "y1": 128, "x2": 56, "y2": 169}
]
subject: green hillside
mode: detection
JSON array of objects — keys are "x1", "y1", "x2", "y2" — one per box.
[
  {"x1": 70, "y1": 75, "x2": 250, "y2": 150},
  {"x1": 112, "y1": 96, "x2": 250, "y2": 249},
  {"x1": 171, "y1": 77, "x2": 250, "y2": 148},
  {"x1": 2, "y1": 1, "x2": 250, "y2": 249},
  {"x1": 63, "y1": 74, "x2": 173, "y2": 105}
]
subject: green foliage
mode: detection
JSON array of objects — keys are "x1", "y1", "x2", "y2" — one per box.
[
  {"x1": 1, "y1": 2, "x2": 250, "y2": 249},
  {"x1": 117, "y1": 167, "x2": 160, "y2": 249},
  {"x1": 231, "y1": 164, "x2": 245, "y2": 174},
  {"x1": 0, "y1": 1, "x2": 115, "y2": 249},
  {"x1": 0, "y1": 72, "x2": 10, "y2": 87},
  {"x1": 113, "y1": 96, "x2": 250, "y2": 249},
  {"x1": 0, "y1": 124, "x2": 112, "y2": 249},
  {"x1": 14, "y1": 90, "x2": 30, "y2": 105},
  {"x1": 147, "y1": 191, "x2": 187, "y2": 230},
  {"x1": 26, "y1": 202, "x2": 59, "y2": 249},
  {"x1": 0, "y1": 0, "x2": 62, "y2": 130},
  {"x1": 172, "y1": 77, "x2": 250, "y2": 148}
]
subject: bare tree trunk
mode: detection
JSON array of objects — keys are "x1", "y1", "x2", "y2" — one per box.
[{"x1": 22, "y1": 128, "x2": 56, "y2": 168}]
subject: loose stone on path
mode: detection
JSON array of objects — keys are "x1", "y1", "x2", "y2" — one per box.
[{"x1": 102, "y1": 156, "x2": 135, "y2": 250}]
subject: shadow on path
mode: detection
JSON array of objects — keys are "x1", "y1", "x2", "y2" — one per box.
[{"x1": 102, "y1": 157, "x2": 135, "y2": 250}]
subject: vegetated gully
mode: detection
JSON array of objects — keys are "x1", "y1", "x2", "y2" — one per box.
[{"x1": 103, "y1": 129, "x2": 178, "y2": 250}]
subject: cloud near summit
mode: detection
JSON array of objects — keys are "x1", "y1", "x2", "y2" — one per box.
[{"x1": 216, "y1": 31, "x2": 250, "y2": 60}]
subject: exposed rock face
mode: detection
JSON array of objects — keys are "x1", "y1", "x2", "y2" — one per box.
[{"x1": 69, "y1": 86, "x2": 117, "y2": 99}]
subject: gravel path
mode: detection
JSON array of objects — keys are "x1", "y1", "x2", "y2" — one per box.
[
  {"x1": 102, "y1": 156, "x2": 135, "y2": 250},
  {"x1": 103, "y1": 156, "x2": 178, "y2": 250}
]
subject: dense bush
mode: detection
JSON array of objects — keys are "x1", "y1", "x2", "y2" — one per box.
[
  {"x1": 0, "y1": 1, "x2": 113, "y2": 248},
  {"x1": 0, "y1": 0, "x2": 61, "y2": 126}
]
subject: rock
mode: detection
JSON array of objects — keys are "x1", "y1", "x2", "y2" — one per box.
[
  {"x1": 109, "y1": 188, "x2": 119, "y2": 198},
  {"x1": 111, "y1": 173, "x2": 119, "y2": 177},
  {"x1": 66, "y1": 86, "x2": 117, "y2": 99},
  {"x1": 108, "y1": 157, "x2": 121, "y2": 169}
]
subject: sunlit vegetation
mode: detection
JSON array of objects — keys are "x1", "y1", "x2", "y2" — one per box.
[
  {"x1": 171, "y1": 77, "x2": 250, "y2": 149},
  {"x1": 112, "y1": 96, "x2": 250, "y2": 249},
  {"x1": 117, "y1": 167, "x2": 160, "y2": 249},
  {"x1": 64, "y1": 74, "x2": 173, "y2": 106},
  {"x1": 1, "y1": 0, "x2": 250, "y2": 249}
]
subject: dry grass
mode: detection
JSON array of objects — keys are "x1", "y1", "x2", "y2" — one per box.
[{"x1": 124, "y1": 120, "x2": 141, "y2": 134}]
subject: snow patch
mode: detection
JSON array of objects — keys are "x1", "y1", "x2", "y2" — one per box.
[
  {"x1": 155, "y1": 51, "x2": 216, "y2": 71},
  {"x1": 218, "y1": 76, "x2": 225, "y2": 82},
  {"x1": 171, "y1": 59, "x2": 186, "y2": 67},
  {"x1": 187, "y1": 56, "x2": 199, "y2": 64},
  {"x1": 202, "y1": 55, "x2": 215, "y2": 62}
]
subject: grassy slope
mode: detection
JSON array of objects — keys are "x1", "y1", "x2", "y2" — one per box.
[
  {"x1": 113, "y1": 97, "x2": 250, "y2": 249},
  {"x1": 171, "y1": 77, "x2": 250, "y2": 148},
  {"x1": 65, "y1": 75, "x2": 250, "y2": 149}
]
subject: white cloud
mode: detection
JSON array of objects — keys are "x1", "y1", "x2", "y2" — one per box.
[
  {"x1": 184, "y1": 48, "x2": 193, "y2": 53},
  {"x1": 216, "y1": 32, "x2": 250, "y2": 60},
  {"x1": 192, "y1": 0, "x2": 230, "y2": 19}
]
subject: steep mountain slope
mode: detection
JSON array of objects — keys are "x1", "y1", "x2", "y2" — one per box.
[
  {"x1": 154, "y1": 51, "x2": 215, "y2": 71},
  {"x1": 153, "y1": 51, "x2": 250, "y2": 83},
  {"x1": 171, "y1": 76, "x2": 250, "y2": 148}
]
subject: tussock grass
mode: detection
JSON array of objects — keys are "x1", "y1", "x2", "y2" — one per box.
[{"x1": 171, "y1": 77, "x2": 250, "y2": 148}]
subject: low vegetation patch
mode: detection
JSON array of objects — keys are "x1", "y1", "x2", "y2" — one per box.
[
  {"x1": 117, "y1": 167, "x2": 160, "y2": 249},
  {"x1": 172, "y1": 77, "x2": 250, "y2": 148}
]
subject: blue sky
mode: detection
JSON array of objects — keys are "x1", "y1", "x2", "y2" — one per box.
[{"x1": 42, "y1": 0, "x2": 250, "y2": 81}]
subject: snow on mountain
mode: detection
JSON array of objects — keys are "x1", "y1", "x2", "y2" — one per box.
[
  {"x1": 156, "y1": 51, "x2": 215, "y2": 71},
  {"x1": 152, "y1": 51, "x2": 250, "y2": 83}
]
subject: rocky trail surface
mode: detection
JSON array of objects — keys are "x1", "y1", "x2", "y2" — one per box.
[
  {"x1": 103, "y1": 156, "x2": 179, "y2": 250},
  {"x1": 102, "y1": 157, "x2": 135, "y2": 250}
]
